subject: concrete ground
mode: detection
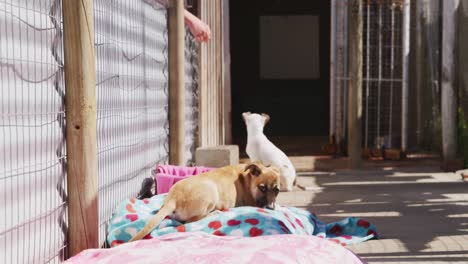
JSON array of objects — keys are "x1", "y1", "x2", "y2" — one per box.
[{"x1": 277, "y1": 160, "x2": 468, "y2": 264}]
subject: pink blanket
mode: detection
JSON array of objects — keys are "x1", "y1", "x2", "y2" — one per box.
[{"x1": 66, "y1": 232, "x2": 364, "y2": 264}]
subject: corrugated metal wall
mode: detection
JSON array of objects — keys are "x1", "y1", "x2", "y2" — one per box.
[
  {"x1": 94, "y1": 0, "x2": 170, "y2": 245},
  {"x1": 0, "y1": 0, "x2": 67, "y2": 263},
  {"x1": 1, "y1": 0, "x2": 201, "y2": 260}
]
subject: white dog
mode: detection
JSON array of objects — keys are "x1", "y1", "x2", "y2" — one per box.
[{"x1": 243, "y1": 112, "x2": 296, "y2": 191}]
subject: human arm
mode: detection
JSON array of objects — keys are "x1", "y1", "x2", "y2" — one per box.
[
  {"x1": 184, "y1": 9, "x2": 211, "y2": 42},
  {"x1": 152, "y1": 0, "x2": 211, "y2": 42}
]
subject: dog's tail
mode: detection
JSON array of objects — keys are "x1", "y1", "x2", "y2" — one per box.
[{"x1": 128, "y1": 199, "x2": 176, "y2": 242}]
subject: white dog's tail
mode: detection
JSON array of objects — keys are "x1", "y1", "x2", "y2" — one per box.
[{"x1": 129, "y1": 199, "x2": 176, "y2": 242}]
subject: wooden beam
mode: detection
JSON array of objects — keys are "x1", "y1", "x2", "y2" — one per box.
[
  {"x1": 414, "y1": 0, "x2": 424, "y2": 146},
  {"x1": 197, "y1": 0, "x2": 206, "y2": 147},
  {"x1": 347, "y1": 0, "x2": 363, "y2": 168},
  {"x1": 441, "y1": 0, "x2": 459, "y2": 161},
  {"x1": 62, "y1": 0, "x2": 98, "y2": 257},
  {"x1": 222, "y1": 0, "x2": 232, "y2": 144},
  {"x1": 330, "y1": 0, "x2": 337, "y2": 144},
  {"x1": 401, "y1": 0, "x2": 410, "y2": 153},
  {"x1": 169, "y1": 0, "x2": 186, "y2": 164},
  {"x1": 198, "y1": 0, "x2": 224, "y2": 147}
]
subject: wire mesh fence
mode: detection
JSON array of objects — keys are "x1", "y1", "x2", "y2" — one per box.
[
  {"x1": 331, "y1": 0, "x2": 414, "y2": 153},
  {"x1": 0, "y1": 0, "x2": 67, "y2": 263},
  {"x1": 184, "y1": 28, "x2": 199, "y2": 165},
  {"x1": 1, "y1": 0, "x2": 201, "y2": 261},
  {"x1": 94, "y1": 0, "x2": 171, "y2": 245},
  {"x1": 362, "y1": 0, "x2": 404, "y2": 150}
]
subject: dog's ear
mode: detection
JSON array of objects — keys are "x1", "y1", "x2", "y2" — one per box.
[
  {"x1": 245, "y1": 163, "x2": 262, "y2": 177},
  {"x1": 261, "y1": 113, "x2": 270, "y2": 125},
  {"x1": 242, "y1": 112, "x2": 251, "y2": 122}
]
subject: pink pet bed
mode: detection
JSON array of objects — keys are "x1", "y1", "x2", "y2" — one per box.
[
  {"x1": 154, "y1": 165, "x2": 213, "y2": 194},
  {"x1": 66, "y1": 232, "x2": 364, "y2": 264}
]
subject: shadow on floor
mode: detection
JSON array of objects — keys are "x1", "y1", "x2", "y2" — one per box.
[{"x1": 281, "y1": 165, "x2": 468, "y2": 263}]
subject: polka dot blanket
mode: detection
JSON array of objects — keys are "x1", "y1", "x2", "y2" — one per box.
[{"x1": 107, "y1": 194, "x2": 378, "y2": 247}]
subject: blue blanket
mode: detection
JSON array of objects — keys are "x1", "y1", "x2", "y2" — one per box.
[{"x1": 107, "y1": 194, "x2": 378, "y2": 247}]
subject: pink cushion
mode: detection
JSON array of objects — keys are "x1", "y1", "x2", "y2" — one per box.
[{"x1": 155, "y1": 165, "x2": 213, "y2": 194}]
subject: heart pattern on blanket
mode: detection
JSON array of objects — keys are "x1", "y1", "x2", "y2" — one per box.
[
  {"x1": 107, "y1": 194, "x2": 379, "y2": 247},
  {"x1": 227, "y1": 219, "x2": 242, "y2": 226},
  {"x1": 249, "y1": 227, "x2": 263, "y2": 237},
  {"x1": 357, "y1": 219, "x2": 370, "y2": 228},
  {"x1": 208, "y1": 221, "x2": 222, "y2": 230},
  {"x1": 213, "y1": 230, "x2": 226, "y2": 236},
  {"x1": 125, "y1": 214, "x2": 138, "y2": 222},
  {"x1": 244, "y1": 218, "x2": 259, "y2": 225}
]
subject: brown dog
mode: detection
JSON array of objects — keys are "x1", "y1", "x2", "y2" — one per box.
[{"x1": 129, "y1": 163, "x2": 280, "y2": 242}]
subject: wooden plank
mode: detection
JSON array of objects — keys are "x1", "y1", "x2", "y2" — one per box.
[
  {"x1": 198, "y1": 0, "x2": 206, "y2": 146},
  {"x1": 414, "y1": 0, "x2": 424, "y2": 146},
  {"x1": 330, "y1": 0, "x2": 337, "y2": 144},
  {"x1": 401, "y1": 0, "x2": 410, "y2": 152},
  {"x1": 441, "y1": 0, "x2": 459, "y2": 161},
  {"x1": 347, "y1": 0, "x2": 363, "y2": 168},
  {"x1": 222, "y1": 0, "x2": 232, "y2": 144},
  {"x1": 197, "y1": 0, "x2": 225, "y2": 147},
  {"x1": 62, "y1": 0, "x2": 98, "y2": 257},
  {"x1": 217, "y1": 0, "x2": 224, "y2": 145},
  {"x1": 334, "y1": 1, "x2": 348, "y2": 154},
  {"x1": 168, "y1": 0, "x2": 185, "y2": 164}
]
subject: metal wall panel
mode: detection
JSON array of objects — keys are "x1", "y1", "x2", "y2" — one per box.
[
  {"x1": 0, "y1": 0, "x2": 67, "y2": 263},
  {"x1": 94, "y1": 0, "x2": 170, "y2": 245}
]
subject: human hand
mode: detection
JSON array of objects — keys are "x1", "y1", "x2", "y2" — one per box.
[{"x1": 184, "y1": 10, "x2": 211, "y2": 42}]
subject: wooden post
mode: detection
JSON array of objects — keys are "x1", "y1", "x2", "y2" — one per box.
[
  {"x1": 441, "y1": 0, "x2": 459, "y2": 162},
  {"x1": 169, "y1": 0, "x2": 185, "y2": 164},
  {"x1": 330, "y1": 0, "x2": 337, "y2": 144},
  {"x1": 414, "y1": 0, "x2": 424, "y2": 146},
  {"x1": 347, "y1": 0, "x2": 363, "y2": 168},
  {"x1": 198, "y1": 0, "x2": 224, "y2": 147},
  {"x1": 222, "y1": 0, "x2": 232, "y2": 144},
  {"x1": 401, "y1": 0, "x2": 410, "y2": 153},
  {"x1": 62, "y1": 0, "x2": 98, "y2": 257},
  {"x1": 335, "y1": 1, "x2": 347, "y2": 153}
]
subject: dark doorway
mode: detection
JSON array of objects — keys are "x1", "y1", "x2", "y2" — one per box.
[{"x1": 230, "y1": 0, "x2": 331, "y2": 157}]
